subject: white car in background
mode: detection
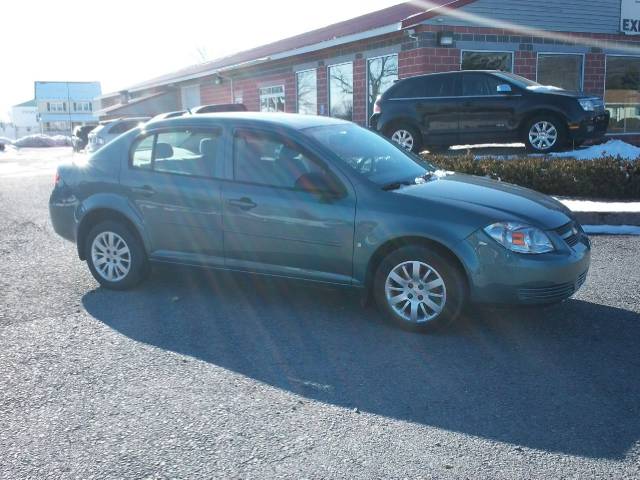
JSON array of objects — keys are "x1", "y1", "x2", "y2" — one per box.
[{"x1": 87, "y1": 117, "x2": 149, "y2": 152}]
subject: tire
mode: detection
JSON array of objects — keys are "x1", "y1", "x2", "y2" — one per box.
[
  {"x1": 85, "y1": 220, "x2": 149, "y2": 290},
  {"x1": 524, "y1": 115, "x2": 567, "y2": 153},
  {"x1": 388, "y1": 124, "x2": 423, "y2": 153},
  {"x1": 373, "y1": 245, "x2": 466, "y2": 333}
]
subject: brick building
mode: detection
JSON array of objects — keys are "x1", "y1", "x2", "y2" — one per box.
[{"x1": 98, "y1": 0, "x2": 640, "y2": 140}]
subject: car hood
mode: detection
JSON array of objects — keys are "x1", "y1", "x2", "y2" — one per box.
[
  {"x1": 396, "y1": 173, "x2": 572, "y2": 230},
  {"x1": 526, "y1": 85, "x2": 585, "y2": 98}
]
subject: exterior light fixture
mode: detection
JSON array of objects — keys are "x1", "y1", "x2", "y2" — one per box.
[
  {"x1": 438, "y1": 31, "x2": 455, "y2": 46},
  {"x1": 214, "y1": 76, "x2": 223, "y2": 85}
]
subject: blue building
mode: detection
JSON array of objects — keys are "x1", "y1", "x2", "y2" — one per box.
[{"x1": 35, "y1": 81, "x2": 101, "y2": 135}]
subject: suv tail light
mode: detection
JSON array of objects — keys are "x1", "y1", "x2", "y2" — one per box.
[
  {"x1": 373, "y1": 96, "x2": 382, "y2": 114},
  {"x1": 54, "y1": 171, "x2": 60, "y2": 186}
]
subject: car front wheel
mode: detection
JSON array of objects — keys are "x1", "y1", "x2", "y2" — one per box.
[
  {"x1": 85, "y1": 220, "x2": 148, "y2": 290},
  {"x1": 524, "y1": 116, "x2": 566, "y2": 153},
  {"x1": 374, "y1": 246, "x2": 466, "y2": 332}
]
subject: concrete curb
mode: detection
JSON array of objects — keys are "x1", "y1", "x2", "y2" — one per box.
[{"x1": 573, "y1": 211, "x2": 640, "y2": 226}]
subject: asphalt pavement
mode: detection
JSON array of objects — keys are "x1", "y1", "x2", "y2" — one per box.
[{"x1": 1, "y1": 149, "x2": 639, "y2": 479}]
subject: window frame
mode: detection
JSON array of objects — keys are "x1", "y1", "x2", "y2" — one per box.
[
  {"x1": 366, "y1": 53, "x2": 399, "y2": 119},
  {"x1": 536, "y1": 52, "x2": 585, "y2": 91},
  {"x1": 327, "y1": 61, "x2": 355, "y2": 121},
  {"x1": 231, "y1": 126, "x2": 345, "y2": 194},
  {"x1": 259, "y1": 85, "x2": 285, "y2": 112},
  {"x1": 295, "y1": 68, "x2": 318, "y2": 115},
  {"x1": 128, "y1": 126, "x2": 225, "y2": 179},
  {"x1": 49, "y1": 101, "x2": 66, "y2": 113},
  {"x1": 74, "y1": 101, "x2": 92, "y2": 112},
  {"x1": 604, "y1": 54, "x2": 640, "y2": 135},
  {"x1": 460, "y1": 49, "x2": 515, "y2": 73}
]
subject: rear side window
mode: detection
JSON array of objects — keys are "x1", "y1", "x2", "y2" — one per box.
[
  {"x1": 110, "y1": 121, "x2": 140, "y2": 135},
  {"x1": 130, "y1": 128, "x2": 222, "y2": 178},
  {"x1": 462, "y1": 73, "x2": 504, "y2": 96},
  {"x1": 388, "y1": 78, "x2": 424, "y2": 99}
]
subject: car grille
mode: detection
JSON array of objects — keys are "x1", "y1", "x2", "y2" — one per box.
[
  {"x1": 556, "y1": 222, "x2": 580, "y2": 247},
  {"x1": 517, "y1": 271, "x2": 588, "y2": 302}
]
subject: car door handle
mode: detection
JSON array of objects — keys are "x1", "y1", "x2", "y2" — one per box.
[
  {"x1": 227, "y1": 197, "x2": 257, "y2": 210},
  {"x1": 132, "y1": 185, "x2": 155, "y2": 197}
]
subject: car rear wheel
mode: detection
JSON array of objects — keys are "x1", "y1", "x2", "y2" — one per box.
[
  {"x1": 389, "y1": 125, "x2": 422, "y2": 153},
  {"x1": 374, "y1": 246, "x2": 466, "y2": 332},
  {"x1": 524, "y1": 116, "x2": 566, "y2": 153},
  {"x1": 85, "y1": 220, "x2": 148, "y2": 290}
]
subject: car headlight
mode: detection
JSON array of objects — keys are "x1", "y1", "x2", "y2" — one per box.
[
  {"x1": 484, "y1": 222, "x2": 555, "y2": 254},
  {"x1": 578, "y1": 98, "x2": 594, "y2": 111}
]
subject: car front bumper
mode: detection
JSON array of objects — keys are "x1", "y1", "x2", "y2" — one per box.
[
  {"x1": 461, "y1": 228, "x2": 591, "y2": 305},
  {"x1": 568, "y1": 111, "x2": 610, "y2": 142}
]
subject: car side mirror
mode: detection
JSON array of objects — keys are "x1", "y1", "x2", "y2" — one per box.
[
  {"x1": 497, "y1": 84, "x2": 513, "y2": 94},
  {"x1": 295, "y1": 172, "x2": 345, "y2": 199}
]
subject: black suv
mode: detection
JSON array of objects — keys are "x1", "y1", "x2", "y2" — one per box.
[
  {"x1": 72, "y1": 125, "x2": 97, "y2": 152},
  {"x1": 370, "y1": 70, "x2": 610, "y2": 153}
]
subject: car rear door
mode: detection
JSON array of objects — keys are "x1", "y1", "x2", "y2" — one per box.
[
  {"x1": 459, "y1": 72, "x2": 522, "y2": 144},
  {"x1": 415, "y1": 74, "x2": 461, "y2": 146},
  {"x1": 121, "y1": 126, "x2": 225, "y2": 265},
  {"x1": 221, "y1": 127, "x2": 356, "y2": 284}
]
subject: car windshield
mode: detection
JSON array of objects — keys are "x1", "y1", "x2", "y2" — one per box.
[{"x1": 305, "y1": 124, "x2": 434, "y2": 187}]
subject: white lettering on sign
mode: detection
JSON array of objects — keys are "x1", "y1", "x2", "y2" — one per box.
[{"x1": 621, "y1": 0, "x2": 640, "y2": 35}]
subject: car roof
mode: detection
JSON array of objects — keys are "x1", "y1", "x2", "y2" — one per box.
[{"x1": 144, "y1": 112, "x2": 350, "y2": 131}]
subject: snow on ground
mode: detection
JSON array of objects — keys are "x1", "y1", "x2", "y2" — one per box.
[
  {"x1": 450, "y1": 142, "x2": 524, "y2": 151},
  {"x1": 550, "y1": 140, "x2": 640, "y2": 161},
  {"x1": 558, "y1": 198, "x2": 640, "y2": 212},
  {"x1": 583, "y1": 225, "x2": 640, "y2": 235}
]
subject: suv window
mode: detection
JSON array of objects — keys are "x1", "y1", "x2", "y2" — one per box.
[
  {"x1": 233, "y1": 129, "x2": 331, "y2": 190},
  {"x1": 424, "y1": 75, "x2": 455, "y2": 97},
  {"x1": 462, "y1": 73, "x2": 504, "y2": 96},
  {"x1": 131, "y1": 128, "x2": 221, "y2": 177},
  {"x1": 110, "y1": 121, "x2": 140, "y2": 135},
  {"x1": 388, "y1": 78, "x2": 423, "y2": 99}
]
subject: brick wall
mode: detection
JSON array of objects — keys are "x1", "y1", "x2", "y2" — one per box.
[
  {"x1": 353, "y1": 57, "x2": 367, "y2": 124},
  {"x1": 514, "y1": 50, "x2": 536, "y2": 80},
  {"x1": 399, "y1": 47, "x2": 460, "y2": 78},
  {"x1": 584, "y1": 52, "x2": 606, "y2": 96}
]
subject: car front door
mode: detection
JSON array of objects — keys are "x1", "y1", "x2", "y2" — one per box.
[
  {"x1": 221, "y1": 127, "x2": 356, "y2": 284},
  {"x1": 122, "y1": 127, "x2": 225, "y2": 265},
  {"x1": 459, "y1": 72, "x2": 522, "y2": 144}
]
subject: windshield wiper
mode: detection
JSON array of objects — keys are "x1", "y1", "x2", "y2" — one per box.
[{"x1": 382, "y1": 180, "x2": 414, "y2": 191}]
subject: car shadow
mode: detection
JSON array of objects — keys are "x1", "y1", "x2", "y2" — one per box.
[{"x1": 82, "y1": 265, "x2": 640, "y2": 459}]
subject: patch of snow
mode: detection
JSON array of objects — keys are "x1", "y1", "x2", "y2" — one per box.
[
  {"x1": 450, "y1": 143, "x2": 524, "y2": 151},
  {"x1": 526, "y1": 85, "x2": 563, "y2": 92},
  {"x1": 583, "y1": 225, "x2": 640, "y2": 235},
  {"x1": 0, "y1": 136, "x2": 14, "y2": 145},
  {"x1": 12, "y1": 134, "x2": 72, "y2": 148},
  {"x1": 558, "y1": 198, "x2": 640, "y2": 213},
  {"x1": 550, "y1": 140, "x2": 640, "y2": 161}
]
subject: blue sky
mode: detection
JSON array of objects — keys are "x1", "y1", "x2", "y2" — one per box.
[{"x1": 2, "y1": 0, "x2": 402, "y2": 121}]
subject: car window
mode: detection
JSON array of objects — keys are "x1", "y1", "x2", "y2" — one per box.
[
  {"x1": 462, "y1": 73, "x2": 504, "y2": 96},
  {"x1": 110, "y1": 121, "x2": 140, "y2": 135},
  {"x1": 132, "y1": 135, "x2": 154, "y2": 169},
  {"x1": 233, "y1": 129, "x2": 332, "y2": 190},
  {"x1": 424, "y1": 75, "x2": 455, "y2": 97},
  {"x1": 388, "y1": 77, "x2": 424, "y2": 99},
  {"x1": 131, "y1": 128, "x2": 221, "y2": 177}
]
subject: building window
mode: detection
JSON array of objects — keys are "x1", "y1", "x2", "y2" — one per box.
[
  {"x1": 605, "y1": 56, "x2": 640, "y2": 134},
  {"x1": 537, "y1": 54, "x2": 583, "y2": 91},
  {"x1": 328, "y1": 62, "x2": 354, "y2": 120},
  {"x1": 74, "y1": 101, "x2": 92, "y2": 112},
  {"x1": 48, "y1": 101, "x2": 66, "y2": 113},
  {"x1": 296, "y1": 69, "x2": 317, "y2": 115},
  {"x1": 259, "y1": 85, "x2": 285, "y2": 112},
  {"x1": 46, "y1": 121, "x2": 69, "y2": 131},
  {"x1": 461, "y1": 51, "x2": 513, "y2": 72},
  {"x1": 367, "y1": 54, "x2": 398, "y2": 118}
]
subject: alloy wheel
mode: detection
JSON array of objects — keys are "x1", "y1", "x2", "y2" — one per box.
[
  {"x1": 384, "y1": 260, "x2": 447, "y2": 324},
  {"x1": 528, "y1": 121, "x2": 558, "y2": 151},
  {"x1": 391, "y1": 129, "x2": 415, "y2": 151},
  {"x1": 91, "y1": 231, "x2": 131, "y2": 282}
]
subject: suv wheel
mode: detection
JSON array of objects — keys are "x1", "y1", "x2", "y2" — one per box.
[
  {"x1": 85, "y1": 220, "x2": 148, "y2": 290},
  {"x1": 525, "y1": 116, "x2": 566, "y2": 153},
  {"x1": 389, "y1": 125, "x2": 422, "y2": 153},
  {"x1": 373, "y1": 246, "x2": 466, "y2": 332}
]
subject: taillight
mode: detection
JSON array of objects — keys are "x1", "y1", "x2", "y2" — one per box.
[
  {"x1": 373, "y1": 96, "x2": 382, "y2": 114},
  {"x1": 54, "y1": 171, "x2": 60, "y2": 186}
]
